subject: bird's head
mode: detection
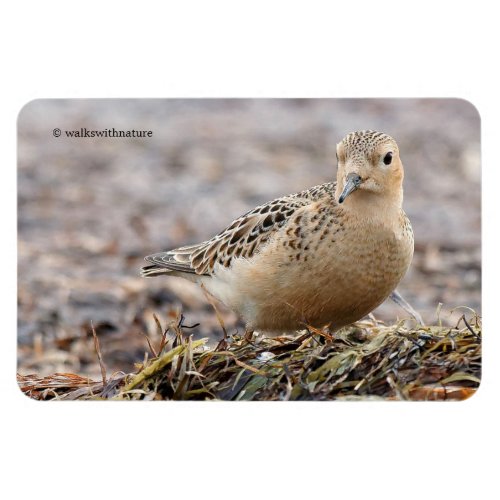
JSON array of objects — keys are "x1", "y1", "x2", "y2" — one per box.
[{"x1": 335, "y1": 130, "x2": 404, "y2": 207}]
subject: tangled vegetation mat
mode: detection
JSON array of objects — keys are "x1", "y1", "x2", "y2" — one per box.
[{"x1": 18, "y1": 307, "x2": 481, "y2": 401}]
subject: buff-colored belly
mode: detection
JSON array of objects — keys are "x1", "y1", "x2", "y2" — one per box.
[{"x1": 203, "y1": 220, "x2": 413, "y2": 334}]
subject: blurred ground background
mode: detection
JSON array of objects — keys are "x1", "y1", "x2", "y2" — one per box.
[{"x1": 17, "y1": 99, "x2": 481, "y2": 379}]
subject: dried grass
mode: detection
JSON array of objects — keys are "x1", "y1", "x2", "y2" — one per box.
[{"x1": 18, "y1": 308, "x2": 481, "y2": 401}]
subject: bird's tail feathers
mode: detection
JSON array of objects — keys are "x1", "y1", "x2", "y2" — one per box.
[
  {"x1": 140, "y1": 264, "x2": 174, "y2": 278},
  {"x1": 141, "y1": 246, "x2": 204, "y2": 278}
]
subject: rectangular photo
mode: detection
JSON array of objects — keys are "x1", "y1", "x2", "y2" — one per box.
[{"x1": 17, "y1": 98, "x2": 481, "y2": 400}]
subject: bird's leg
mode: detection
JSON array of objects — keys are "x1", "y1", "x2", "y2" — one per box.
[{"x1": 390, "y1": 289, "x2": 424, "y2": 325}]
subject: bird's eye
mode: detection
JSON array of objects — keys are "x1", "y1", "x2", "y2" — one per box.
[{"x1": 383, "y1": 152, "x2": 393, "y2": 165}]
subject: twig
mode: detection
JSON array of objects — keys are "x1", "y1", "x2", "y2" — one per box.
[
  {"x1": 120, "y1": 338, "x2": 207, "y2": 393},
  {"x1": 200, "y1": 283, "x2": 228, "y2": 340},
  {"x1": 91, "y1": 321, "x2": 107, "y2": 385},
  {"x1": 142, "y1": 332, "x2": 158, "y2": 357},
  {"x1": 462, "y1": 315, "x2": 480, "y2": 340},
  {"x1": 178, "y1": 313, "x2": 200, "y2": 329},
  {"x1": 153, "y1": 313, "x2": 170, "y2": 354}
]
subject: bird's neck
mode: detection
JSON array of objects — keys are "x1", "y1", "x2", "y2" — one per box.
[{"x1": 339, "y1": 189, "x2": 404, "y2": 227}]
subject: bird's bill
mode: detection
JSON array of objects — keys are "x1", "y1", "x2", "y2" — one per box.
[{"x1": 338, "y1": 173, "x2": 362, "y2": 203}]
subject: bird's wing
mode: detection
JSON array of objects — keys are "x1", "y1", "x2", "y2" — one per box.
[{"x1": 143, "y1": 182, "x2": 336, "y2": 276}]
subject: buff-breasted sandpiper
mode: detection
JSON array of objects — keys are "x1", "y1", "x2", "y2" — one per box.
[{"x1": 141, "y1": 130, "x2": 415, "y2": 335}]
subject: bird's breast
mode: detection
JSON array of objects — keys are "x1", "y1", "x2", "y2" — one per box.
[{"x1": 204, "y1": 213, "x2": 414, "y2": 333}]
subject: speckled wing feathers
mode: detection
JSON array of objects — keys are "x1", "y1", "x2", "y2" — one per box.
[{"x1": 142, "y1": 182, "x2": 337, "y2": 277}]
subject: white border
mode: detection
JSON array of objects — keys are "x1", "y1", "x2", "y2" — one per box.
[{"x1": 2, "y1": 2, "x2": 497, "y2": 499}]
